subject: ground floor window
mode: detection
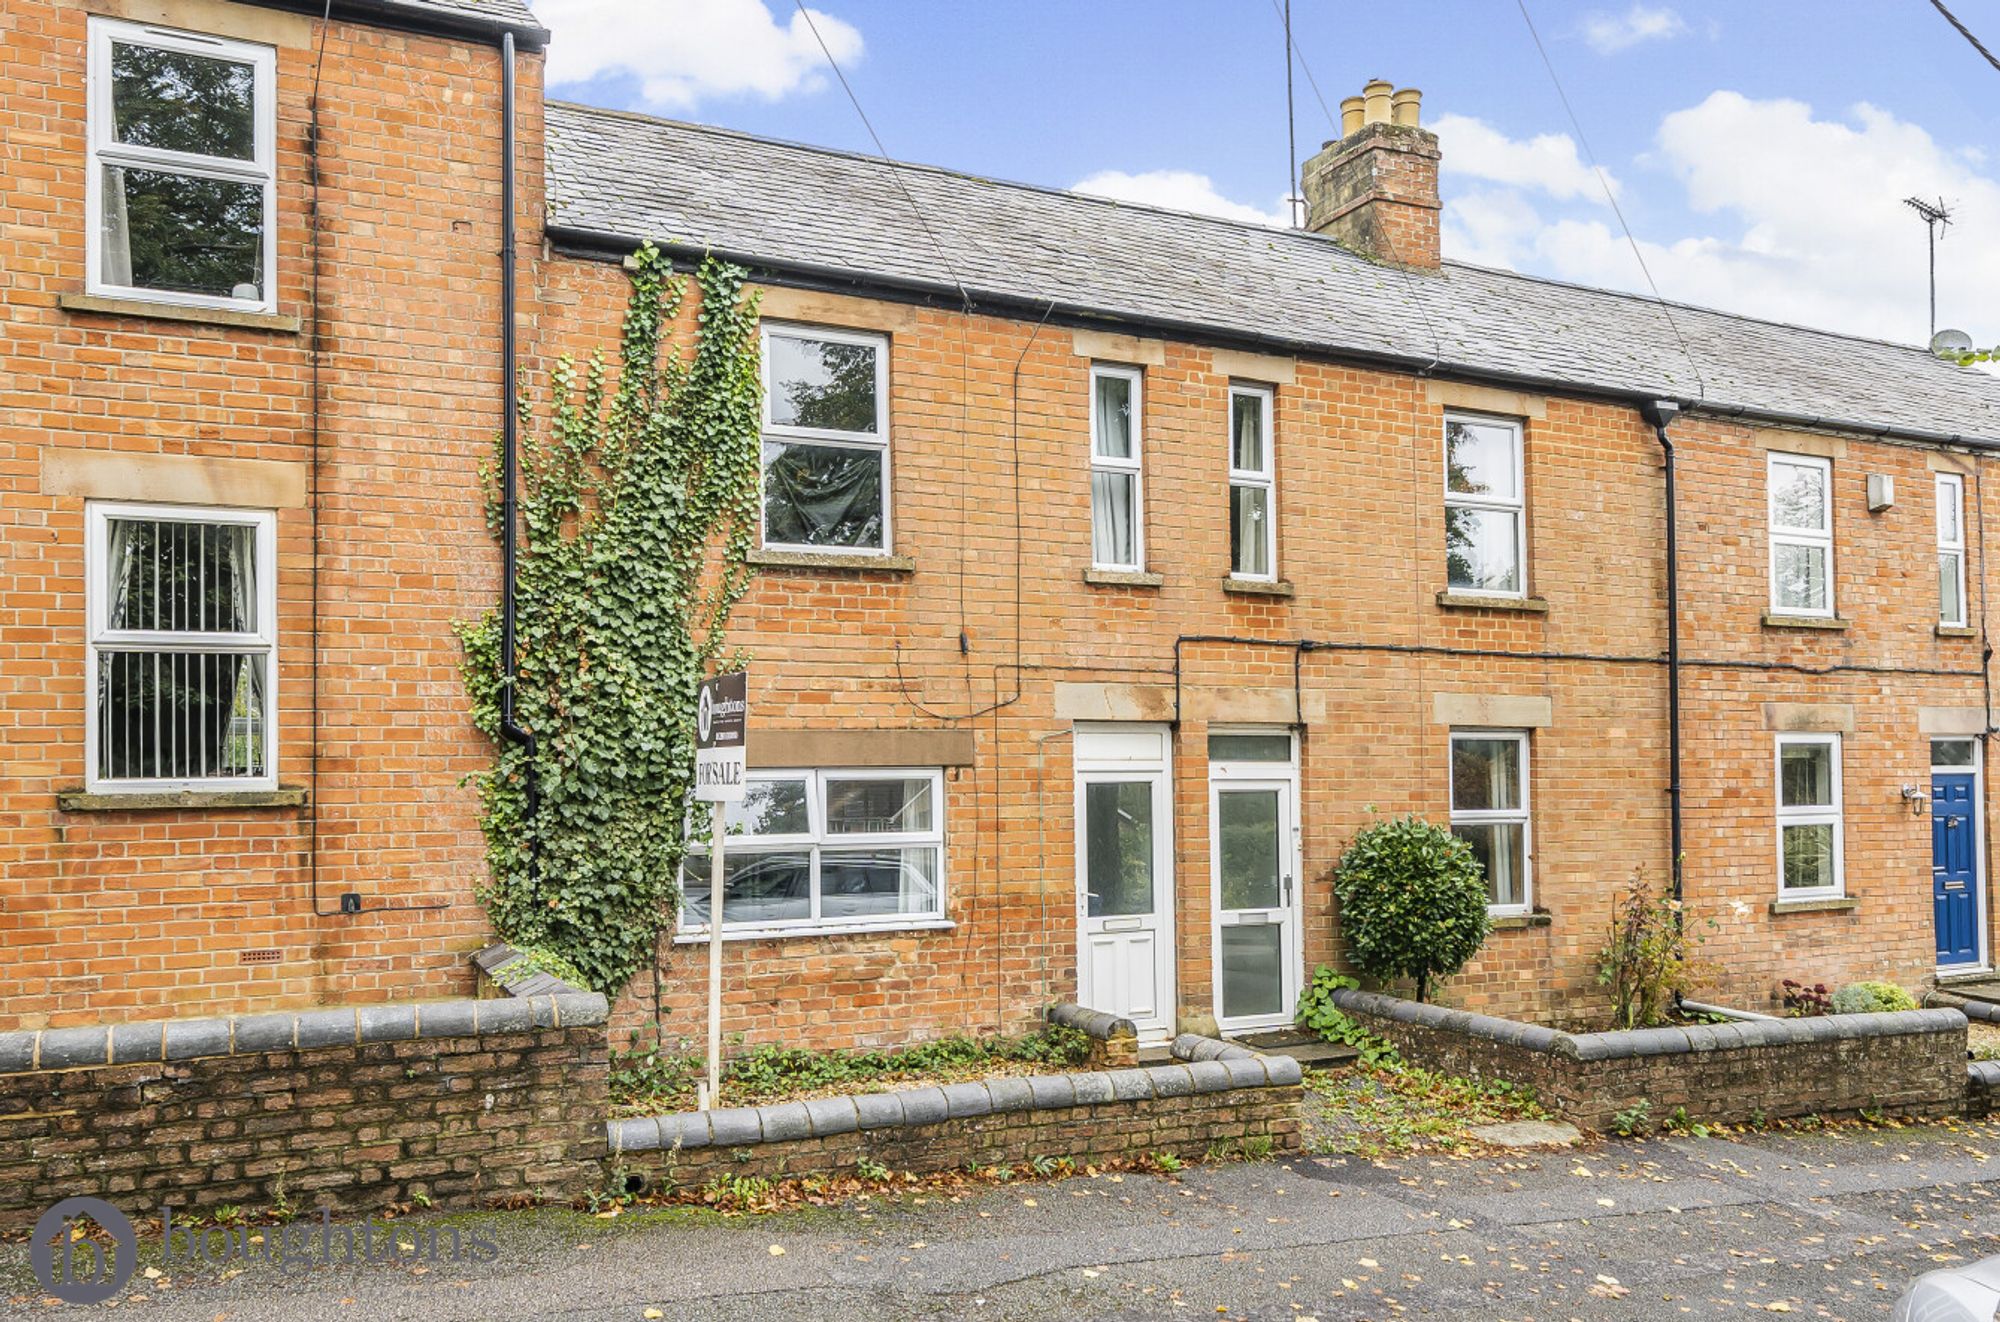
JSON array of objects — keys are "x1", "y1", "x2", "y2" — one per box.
[
  {"x1": 680, "y1": 768, "x2": 944, "y2": 934},
  {"x1": 1449, "y1": 730, "x2": 1531, "y2": 913},
  {"x1": 86, "y1": 501, "x2": 277, "y2": 792},
  {"x1": 1776, "y1": 733, "x2": 1843, "y2": 896}
]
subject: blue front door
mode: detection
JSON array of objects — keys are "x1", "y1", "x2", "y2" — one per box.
[{"x1": 1934, "y1": 771, "x2": 1980, "y2": 966}]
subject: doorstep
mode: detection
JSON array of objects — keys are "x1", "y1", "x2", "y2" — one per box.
[{"x1": 1228, "y1": 1027, "x2": 1359, "y2": 1069}]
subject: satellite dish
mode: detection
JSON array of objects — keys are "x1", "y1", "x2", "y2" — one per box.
[{"x1": 1932, "y1": 328, "x2": 1975, "y2": 358}]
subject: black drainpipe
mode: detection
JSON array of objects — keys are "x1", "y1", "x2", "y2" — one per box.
[
  {"x1": 1643, "y1": 399, "x2": 1685, "y2": 900},
  {"x1": 497, "y1": 32, "x2": 537, "y2": 810}
]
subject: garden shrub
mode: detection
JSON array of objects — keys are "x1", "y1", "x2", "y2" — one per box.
[
  {"x1": 1294, "y1": 966, "x2": 1399, "y2": 1065},
  {"x1": 1780, "y1": 979, "x2": 1832, "y2": 1017},
  {"x1": 1596, "y1": 868, "x2": 1717, "y2": 1029},
  {"x1": 1829, "y1": 981, "x2": 1917, "y2": 1015},
  {"x1": 1330, "y1": 815, "x2": 1490, "y2": 1002}
]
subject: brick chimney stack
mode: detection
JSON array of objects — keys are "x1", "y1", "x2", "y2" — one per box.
[{"x1": 1301, "y1": 79, "x2": 1441, "y2": 272}]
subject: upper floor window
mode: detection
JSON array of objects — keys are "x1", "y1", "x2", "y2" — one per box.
[
  {"x1": 1228, "y1": 386, "x2": 1276, "y2": 580},
  {"x1": 760, "y1": 325, "x2": 890, "y2": 552},
  {"x1": 1444, "y1": 414, "x2": 1524, "y2": 596},
  {"x1": 1938, "y1": 473, "x2": 1967, "y2": 628},
  {"x1": 1768, "y1": 453, "x2": 1834, "y2": 617},
  {"x1": 87, "y1": 19, "x2": 276, "y2": 313},
  {"x1": 86, "y1": 502, "x2": 277, "y2": 793},
  {"x1": 1090, "y1": 365, "x2": 1144, "y2": 571},
  {"x1": 1449, "y1": 731, "x2": 1531, "y2": 914},
  {"x1": 1776, "y1": 734, "x2": 1843, "y2": 897},
  {"x1": 680, "y1": 768, "x2": 944, "y2": 936}
]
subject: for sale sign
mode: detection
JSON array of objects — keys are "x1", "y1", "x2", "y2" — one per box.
[{"x1": 693, "y1": 671, "x2": 747, "y2": 802}]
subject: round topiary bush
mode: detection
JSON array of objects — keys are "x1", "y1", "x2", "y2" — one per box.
[
  {"x1": 1829, "y1": 980, "x2": 1918, "y2": 1015},
  {"x1": 1332, "y1": 814, "x2": 1492, "y2": 1002}
]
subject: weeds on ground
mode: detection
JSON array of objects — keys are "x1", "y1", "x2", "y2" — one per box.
[{"x1": 1305, "y1": 1061, "x2": 1547, "y2": 1159}]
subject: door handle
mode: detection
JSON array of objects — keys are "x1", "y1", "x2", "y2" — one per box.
[{"x1": 1283, "y1": 874, "x2": 1294, "y2": 906}]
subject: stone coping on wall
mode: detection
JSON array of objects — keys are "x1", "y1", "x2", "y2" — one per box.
[
  {"x1": 608, "y1": 1055, "x2": 1304, "y2": 1155},
  {"x1": 0, "y1": 993, "x2": 609, "y2": 1076},
  {"x1": 1329, "y1": 988, "x2": 1966, "y2": 1059},
  {"x1": 1046, "y1": 1002, "x2": 1138, "y2": 1043},
  {"x1": 1170, "y1": 1033, "x2": 1261, "y2": 1063},
  {"x1": 1926, "y1": 991, "x2": 2000, "y2": 1024},
  {"x1": 472, "y1": 942, "x2": 594, "y2": 999}
]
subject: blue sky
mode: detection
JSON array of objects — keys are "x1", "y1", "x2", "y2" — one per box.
[{"x1": 535, "y1": 1, "x2": 2000, "y2": 348}]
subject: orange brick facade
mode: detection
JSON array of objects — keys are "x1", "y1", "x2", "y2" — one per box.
[{"x1": 1, "y1": 0, "x2": 1994, "y2": 1051}]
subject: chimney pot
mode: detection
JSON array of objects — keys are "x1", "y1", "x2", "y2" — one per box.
[
  {"x1": 1391, "y1": 88, "x2": 1422, "y2": 128},
  {"x1": 1339, "y1": 96, "x2": 1365, "y2": 137},
  {"x1": 1362, "y1": 79, "x2": 1393, "y2": 125}
]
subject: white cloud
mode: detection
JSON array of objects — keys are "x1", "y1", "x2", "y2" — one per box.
[
  {"x1": 1580, "y1": 4, "x2": 1688, "y2": 54},
  {"x1": 1432, "y1": 113, "x2": 1616, "y2": 202},
  {"x1": 536, "y1": 0, "x2": 862, "y2": 111},
  {"x1": 1071, "y1": 169, "x2": 1291, "y2": 228},
  {"x1": 1440, "y1": 92, "x2": 2000, "y2": 347}
]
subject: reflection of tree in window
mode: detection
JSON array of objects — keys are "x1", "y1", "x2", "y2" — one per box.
[
  {"x1": 771, "y1": 338, "x2": 877, "y2": 432},
  {"x1": 1086, "y1": 782, "x2": 1153, "y2": 917},
  {"x1": 108, "y1": 168, "x2": 263, "y2": 298},
  {"x1": 112, "y1": 44, "x2": 255, "y2": 157}
]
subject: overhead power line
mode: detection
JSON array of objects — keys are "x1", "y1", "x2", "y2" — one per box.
[{"x1": 1928, "y1": 0, "x2": 2000, "y2": 72}]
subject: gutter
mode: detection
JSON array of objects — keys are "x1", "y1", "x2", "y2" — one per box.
[
  {"x1": 497, "y1": 33, "x2": 537, "y2": 806},
  {"x1": 1642, "y1": 400, "x2": 1685, "y2": 901},
  {"x1": 250, "y1": 0, "x2": 549, "y2": 48},
  {"x1": 544, "y1": 224, "x2": 2000, "y2": 455}
]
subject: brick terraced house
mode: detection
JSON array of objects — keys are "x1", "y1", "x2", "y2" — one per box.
[{"x1": 6, "y1": 0, "x2": 2000, "y2": 1048}]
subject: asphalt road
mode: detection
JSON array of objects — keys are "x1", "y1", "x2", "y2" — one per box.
[{"x1": 9, "y1": 1120, "x2": 2000, "y2": 1320}]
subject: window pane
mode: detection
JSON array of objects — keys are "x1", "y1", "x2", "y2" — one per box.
[
  {"x1": 1091, "y1": 470, "x2": 1138, "y2": 566},
  {"x1": 1445, "y1": 420, "x2": 1518, "y2": 499},
  {"x1": 1770, "y1": 461, "x2": 1827, "y2": 531},
  {"x1": 1933, "y1": 739, "x2": 1976, "y2": 768},
  {"x1": 1939, "y1": 481, "x2": 1963, "y2": 544},
  {"x1": 1781, "y1": 823, "x2": 1836, "y2": 891},
  {"x1": 1220, "y1": 923, "x2": 1283, "y2": 1020},
  {"x1": 1084, "y1": 780, "x2": 1154, "y2": 917},
  {"x1": 1207, "y1": 733, "x2": 1291, "y2": 762},
  {"x1": 102, "y1": 164, "x2": 263, "y2": 300},
  {"x1": 97, "y1": 649, "x2": 266, "y2": 781},
  {"x1": 1779, "y1": 742, "x2": 1834, "y2": 808},
  {"x1": 825, "y1": 777, "x2": 933, "y2": 834},
  {"x1": 1230, "y1": 484, "x2": 1270, "y2": 576},
  {"x1": 767, "y1": 333, "x2": 878, "y2": 433},
  {"x1": 1445, "y1": 506, "x2": 1521, "y2": 593},
  {"x1": 1230, "y1": 394, "x2": 1266, "y2": 472},
  {"x1": 1453, "y1": 822, "x2": 1526, "y2": 908},
  {"x1": 105, "y1": 517, "x2": 257, "y2": 634},
  {"x1": 762, "y1": 441, "x2": 884, "y2": 548},
  {"x1": 110, "y1": 41, "x2": 256, "y2": 160},
  {"x1": 1093, "y1": 374, "x2": 1133, "y2": 459},
  {"x1": 1941, "y1": 551, "x2": 1964, "y2": 624},
  {"x1": 1451, "y1": 738, "x2": 1522, "y2": 812},
  {"x1": 1772, "y1": 542, "x2": 1828, "y2": 612},
  {"x1": 819, "y1": 846, "x2": 939, "y2": 919},
  {"x1": 723, "y1": 778, "x2": 809, "y2": 838},
  {"x1": 1217, "y1": 790, "x2": 1282, "y2": 910},
  {"x1": 680, "y1": 850, "x2": 811, "y2": 925}
]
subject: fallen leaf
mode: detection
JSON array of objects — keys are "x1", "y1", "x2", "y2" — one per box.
[{"x1": 768, "y1": 1245, "x2": 785, "y2": 1257}]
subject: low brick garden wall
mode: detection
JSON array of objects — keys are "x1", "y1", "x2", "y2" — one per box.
[
  {"x1": 0, "y1": 994, "x2": 611, "y2": 1228},
  {"x1": 610, "y1": 1052, "x2": 1304, "y2": 1190},
  {"x1": 1331, "y1": 988, "x2": 1969, "y2": 1131}
]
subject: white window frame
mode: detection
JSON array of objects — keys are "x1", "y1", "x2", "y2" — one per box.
[
  {"x1": 758, "y1": 323, "x2": 892, "y2": 555},
  {"x1": 1774, "y1": 733, "x2": 1844, "y2": 899},
  {"x1": 1089, "y1": 363, "x2": 1145, "y2": 572},
  {"x1": 84, "y1": 500, "x2": 279, "y2": 793},
  {"x1": 676, "y1": 766, "x2": 949, "y2": 941},
  {"x1": 1227, "y1": 384, "x2": 1277, "y2": 581},
  {"x1": 86, "y1": 18, "x2": 278, "y2": 314},
  {"x1": 1448, "y1": 729, "x2": 1532, "y2": 916},
  {"x1": 1767, "y1": 453, "x2": 1835, "y2": 619},
  {"x1": 1938, "y1": 472, "x2": 1968, "y2": 628},
  {"x1": 1442, "y1": 412, "x2": 1527, "y2": 599}
]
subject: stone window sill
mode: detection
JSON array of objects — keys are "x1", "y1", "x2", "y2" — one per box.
[
  {"x1": 673, "y1": 918, "x2": 956, "y2": 944},
  {"x1": 59, "y1": 292, "x2": 302, "y2": 334},
  {"x1": 1436, "y1": 591, "x2": 1548, "y2": 614},
  {"x1": 1083, "y1": 568, "x2": 1164, "y2": 589},
  {"x1": 1769, "y1": 895, "x2": 1859, "y2": 915},
  {"x1": 1222, "y1": 576, "x2": 1294, "y2": 598},
  {"x1": 1938, "y1": 625, "x2": 1978, "y2": 639},
  {"x1": 1489, "y1": 911, "x2": 1553, "y2": 931},
  {"x1": 57, "y1": 786, "x2": 310, "y2": 812},
  {"x1": 1761, "y1": 613, "x2": 1849, "y2": 631},
  {"x1": 748, "y1": 548, "x2": 914, "y2": 574}
]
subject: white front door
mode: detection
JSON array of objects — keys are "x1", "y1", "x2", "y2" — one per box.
[
  {"x1": 1075, "y1": 726, "x2": 1175, "y2": 1040},
  {"x1": 1210, "y1": 731, "x2": 1301, "y2": 1032}
]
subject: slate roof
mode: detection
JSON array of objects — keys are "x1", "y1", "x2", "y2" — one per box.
[{"x1": 545, "y1": 101, "x2": 2000, "y2": 445}]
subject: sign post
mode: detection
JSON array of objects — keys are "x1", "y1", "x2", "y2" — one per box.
[{"x1": 693, "y1": 671, "x2": 747, "y2": 1111}]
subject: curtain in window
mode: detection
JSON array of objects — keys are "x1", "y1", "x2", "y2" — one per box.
[
  {"x1": 1091, "y1": 472, "x2": 1135, "y2": 565},
  {"x1": 762, "y1": 442, "x2": 884, "y2": 547},
  {"x1": 102, "y1": 166, "x2": 134, "y2": 287}
]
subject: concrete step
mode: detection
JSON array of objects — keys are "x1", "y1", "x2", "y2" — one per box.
[
  {"x1": 1230, "y1": 1029, "x2": 1360, "y2": 1069},
  {"x1": 1938, "y1": 976, "x2": 2000, "y2": 1005}
]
